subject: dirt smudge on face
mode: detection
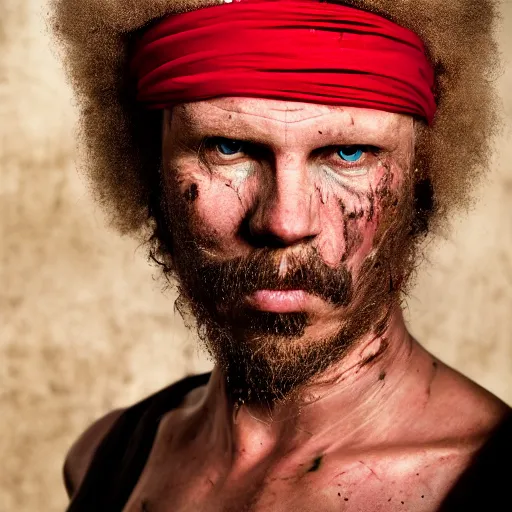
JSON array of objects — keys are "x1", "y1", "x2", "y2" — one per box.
[
  {"x1": 184, "y1": 183, "x2": 199, "y2": 203},
  {"x1": 344, "y1": 219, "x2": 364, "y2": 258},
  {"x1": 339, "y1": 200, "x2": 365, "y2": 262},
  {"x1": 367, "y1": 191, "x2": 375, "y2": 222},
  {"x1": 376, "y1": 164, "x2": 393, "y2": 200},
  {"x1": 347, "y1": 208, "x2": 364, "y2": 220}
]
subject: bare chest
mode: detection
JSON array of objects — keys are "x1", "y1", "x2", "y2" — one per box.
[{"x1": 122, "y1": 448, "x2": 467, "y2": 512}]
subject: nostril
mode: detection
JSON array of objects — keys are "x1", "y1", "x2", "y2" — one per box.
[
  {"x1": 240, "y1": 218, "x2": 289, "y2": 248},
  {"x1": 239, "y1": 217, "x2": 317, "y2": 249},
  {"x1": 253, "y1": 234, "x2": 290, "y2": 249}
]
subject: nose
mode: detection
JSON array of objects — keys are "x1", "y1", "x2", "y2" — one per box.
[{"x1": 247, "y1": 156, "x2": 321, "y2": 248}]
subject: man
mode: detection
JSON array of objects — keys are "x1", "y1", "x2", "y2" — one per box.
[{"x1": 52, "y1": 0, "x2": 511, "y2": 510}]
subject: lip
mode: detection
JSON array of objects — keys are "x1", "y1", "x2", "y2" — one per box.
[{"x1": 246, "y1": 290, "x2": 311, "y2": 313}]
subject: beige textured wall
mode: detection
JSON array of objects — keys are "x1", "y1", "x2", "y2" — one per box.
[{"x1": 1, "y1": 1, "x2": 511, "y2": 511}]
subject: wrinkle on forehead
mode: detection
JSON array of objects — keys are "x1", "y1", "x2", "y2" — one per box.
[
  {"x1": 175, "y1": 98, "x2": 355, "y2": 125},
  {"x1": 210, "y1": 104, "x2": 336, "y2": 125},
  {"x1": 169, "y1": 99, "x2": 414, "y2": 155}
]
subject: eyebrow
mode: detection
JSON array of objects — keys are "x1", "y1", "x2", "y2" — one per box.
[{"x1": 176, "y1": 125, "x2": 399, "y2": 154}]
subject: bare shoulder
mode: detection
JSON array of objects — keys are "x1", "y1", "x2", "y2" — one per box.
[
  {"x1": 422, "y1": 362, "x2": 512, "y2": 509},
  {"x1": 63, "y1": 408, "x2": 125, "y2": 498},
  {"x1": 431, "y1": 357, "x2": 511, "y2": 440}
]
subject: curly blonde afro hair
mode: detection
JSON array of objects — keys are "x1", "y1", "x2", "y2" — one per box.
[{"x1": 50, "y1": 0, "x2": 501, "y2": 249}]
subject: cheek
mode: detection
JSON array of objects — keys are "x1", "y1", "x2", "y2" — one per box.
[
  {"x1": 170, "y1": 168, "x2": 252, "y2": 253},
  {"x1": 330, "y1": 161, "x2": 401, "y2": 272}
]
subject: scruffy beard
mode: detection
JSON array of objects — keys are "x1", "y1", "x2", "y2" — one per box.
[
  {"x1": 168, "y1": 172, "x2": 417, "y2": 407},
  {"x1": 174, "y1": 248, "x2": 356, "y2": 405}
]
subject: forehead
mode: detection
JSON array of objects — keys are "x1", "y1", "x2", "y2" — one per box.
[{"x1": 168, "y1": 97, "x2": 414, "y2": 149}]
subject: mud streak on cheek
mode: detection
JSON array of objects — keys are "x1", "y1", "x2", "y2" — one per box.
[
  {"x1": 335, "y1": 163, "x2": 396, "y2": 264},
  {"x1": 367, "y1": 191, "x2": 375, "y2": 222},
  {"x1": 339, "y1": 195, "x2": 367, "y2": 263},
  {"x1": 375, "y1": 163, "x2": 394, "y2": 201},
  {"x1": 342, "y1": 217, "x2": 364, "y2": 262}
]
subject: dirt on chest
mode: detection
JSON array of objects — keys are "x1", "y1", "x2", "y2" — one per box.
[{"x1": 123, "y1": 453, "x2": 453, "y2": 512}]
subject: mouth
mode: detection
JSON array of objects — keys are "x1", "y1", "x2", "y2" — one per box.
[{"x1": 246, "y1": 289, "x2": 312, "y2": 313}]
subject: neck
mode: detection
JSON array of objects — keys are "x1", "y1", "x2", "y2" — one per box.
[{"x1": 202, "y1": 308, "x2": 428, "y2": 472}]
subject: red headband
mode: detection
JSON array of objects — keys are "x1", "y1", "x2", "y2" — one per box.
[{"x1": 131, "y1": 0, "x2": 436, "y2": 124}]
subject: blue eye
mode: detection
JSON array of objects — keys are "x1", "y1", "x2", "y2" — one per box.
[
  {"x1": 338, "y1": 146, "x2": 364, "y2": 162},
  {"x1": 217, "y1": 140, "x2": 244, "y2": 155}
]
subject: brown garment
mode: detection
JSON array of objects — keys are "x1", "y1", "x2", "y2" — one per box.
[{"x1": 65, "y1": 373, "x2": 211, "y2": 512}]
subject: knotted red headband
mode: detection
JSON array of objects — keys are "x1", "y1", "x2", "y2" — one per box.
[{"x1": 131, "y1": 0, "x2": 437, "y2": 124}]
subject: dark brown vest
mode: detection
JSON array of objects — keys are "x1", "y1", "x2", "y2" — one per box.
[{"x1": 66, "y1": 373, "x2": 211, "y2": 511}]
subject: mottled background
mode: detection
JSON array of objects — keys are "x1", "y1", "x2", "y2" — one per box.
[{"x1": 1, "y1": 1, "x2": 511, "y2": 511}]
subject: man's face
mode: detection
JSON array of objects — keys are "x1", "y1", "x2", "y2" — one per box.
[{"x1": 161, "y1": 98, "x2": 416, "y2": 403}]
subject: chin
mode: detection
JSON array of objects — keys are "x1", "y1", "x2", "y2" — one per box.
[{"x1": 198, "y1": 314, "x2": 354, "y2": 404}]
